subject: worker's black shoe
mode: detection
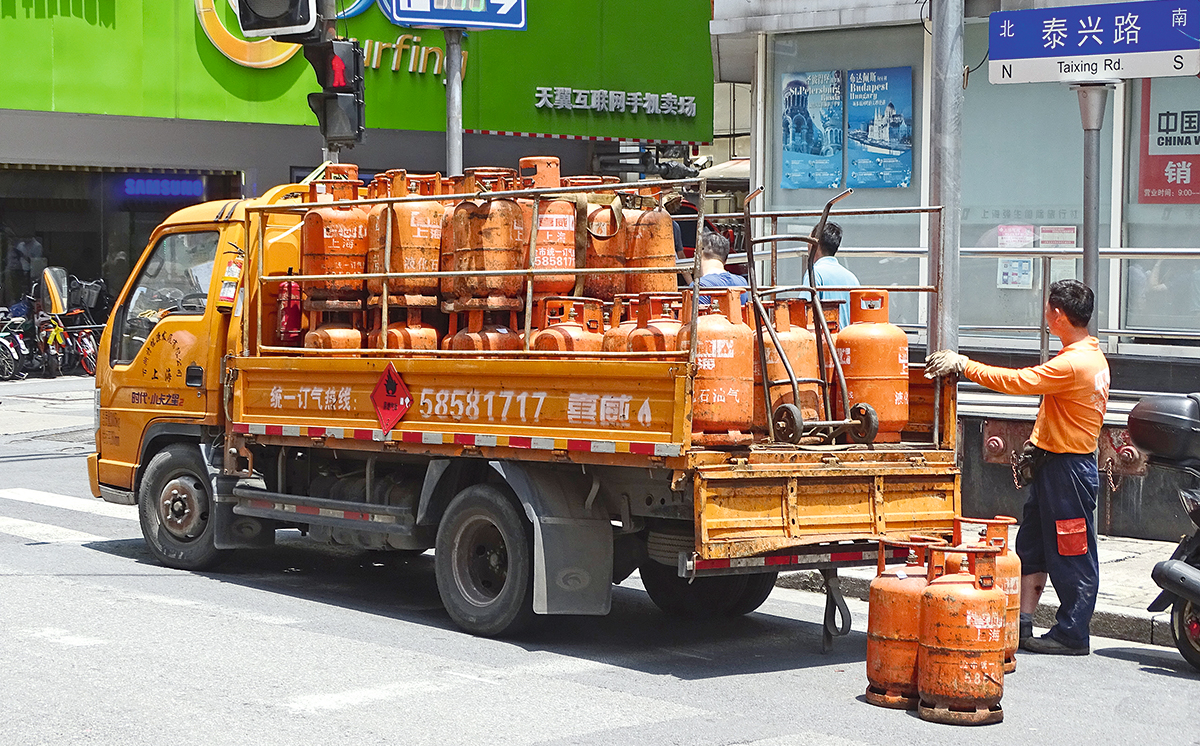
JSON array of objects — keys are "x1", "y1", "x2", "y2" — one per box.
[
  {"x1": 1022, "y1": 634, "x2": 1089, "y2": 656},
  {"x1": 1019, "y1": 614, "x2": 1033, "y2": 646}
]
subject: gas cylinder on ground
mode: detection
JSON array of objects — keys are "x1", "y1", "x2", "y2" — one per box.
[
  {"x1": 677, "y1": 288, "x2": 754, "y2": 445},
  {"x1": 946, "y1": 516, "x2": 1022, "y2": 674},
  {"x1": 531, "y1": 297, "x2": 604, "y2": 352},
  {"x1": 584, "y1": 201, "x2": 627, "y2": 301},
  {"x1": 302, "y1": 179, "x2": 368, "y2": 302},
  {"x1": 452, "y1": 168, "x2": 525, "y2": 309},
  {"x1": 367, "y1": 306, "x2": 439, "y2": 351},
  {"x1": 625, "y1": 206, "x2": 677, "y2": 295},
  {"x1": 752, "y1": 299, "x2": 821, "y2": 431},
  {"x1": 601, "y1": 294, "x2": 640, "y2": 352},
  {"x1": 518, "y1": 157, "x2": 577, "y2": 299},
  {"x1": 451, "y1": 311, "x2": 521, "y2": 351},
  {"x1": 275, "y1": 270, "x2": 302, "y2": 346},
  {"x1": 917, "y1": 546, "x2": 1007, "y2": 726},
  {"x1": 866, "y1": 538, "x2": 945, "y2": 710},
  {"x1": 834, "y1": 290, "x2": 908, "y2": 441},
  {"x1": 627, "y1": 292, "x2": 682, "y2": 352}
]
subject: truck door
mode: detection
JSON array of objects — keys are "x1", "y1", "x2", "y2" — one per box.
[{"x1": 97, "y1": 228, "x2": 224, "y2": 490}]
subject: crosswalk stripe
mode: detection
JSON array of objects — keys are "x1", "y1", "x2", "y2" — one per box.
[
  {"x1": 0, "y1": 488, "x2": 137, "y2": 521},
  {"x1": 0, "y1": 516, "x2": 106, "y2": 543}
]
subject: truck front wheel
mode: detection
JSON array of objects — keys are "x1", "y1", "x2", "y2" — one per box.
[
  {"x1": 138, "y1": 444, "x2": 227, "y2": 571},
  {"x1": 435, "y1": 484, "x2": 535, "y2": 637}
]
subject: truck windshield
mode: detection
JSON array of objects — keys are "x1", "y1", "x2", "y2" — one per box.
[{"x1": 112, "y1": 231, "x2": 219, "y2": 364}]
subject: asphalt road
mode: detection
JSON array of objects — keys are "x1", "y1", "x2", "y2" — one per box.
[{"x1": 1, "y1": 376, "x2": 1198, "y2": 745}]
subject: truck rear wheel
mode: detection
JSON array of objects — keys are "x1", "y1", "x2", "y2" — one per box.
[
  {"x1": 723, "y1": 571, "x2": 779, "y2": 617},
  {"x1": 638, "y1": 560, "x2": 747, "y2": 617},
  {"x1": 435, "y1": 484, "x2": 535, "y2": 637},
  {"x1": 138, "y1": 443, "x2": 227, "y2": 571}
]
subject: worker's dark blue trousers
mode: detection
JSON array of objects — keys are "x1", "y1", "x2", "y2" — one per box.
[{"x1": 1015, "y1": 452, "x2": 1100, "y2": 649}]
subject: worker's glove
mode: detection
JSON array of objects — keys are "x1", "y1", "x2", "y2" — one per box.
[{"x1": 924, "y1": 350, "x2": 969, "y2": 378}]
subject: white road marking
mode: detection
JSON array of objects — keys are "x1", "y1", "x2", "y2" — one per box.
[
  {"x1": 282, "y1": 682, "x2": 452, "y2": 712},
  {"x1": 21, "y1": 627, "x2": 109, "y2": 647},
  {"x1": 0, "y1": 516, "x2": 105, "y2": 543},
  {"x1": 0, "y1": 488, "x2": 137, "y2": 521}
]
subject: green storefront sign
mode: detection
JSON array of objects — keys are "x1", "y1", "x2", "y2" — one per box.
[{"x1": 0, "y1": 0, "x2": 713, "y2": 143}]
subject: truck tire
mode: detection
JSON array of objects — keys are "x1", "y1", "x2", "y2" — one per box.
[
  {"x1": 638, "y1": 560, "x2": 747, "y2": 617},
  {"x1": 1171, "y1": 597, "x2": 1200, "y2": 672},
  {"x1": 138, "y1": 443, "x2": 228, "y2": 571},
  {"x1": 723, "y1": 571, "x2": 779, "y2": 617},
  {"x1": 435, "y1": 484, "x2": 535, "y2": 637}
]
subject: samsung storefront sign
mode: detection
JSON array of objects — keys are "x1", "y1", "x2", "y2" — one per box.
[{"x1": 122, "y1": 176, "x2": 205, "y2": 199}]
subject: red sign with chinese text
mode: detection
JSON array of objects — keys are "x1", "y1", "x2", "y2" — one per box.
[
  {"x1": 371, "y1": 363, "x2": 412, "y2": 433},
  {"x1": 1139, "y1": 79, "x2": 1200, "y2": 204}
]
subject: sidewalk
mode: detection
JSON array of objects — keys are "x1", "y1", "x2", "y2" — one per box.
[{"x1": 778, "y1": 524, "x2": 1184, "y2": 648}]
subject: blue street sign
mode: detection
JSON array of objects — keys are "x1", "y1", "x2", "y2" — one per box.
[
  {"x1": 378, "y1": 0, "x2": 526, "y2": 31},
  {"x1": 989, "y1": 0, "x2": 1200, "y2": 84}
]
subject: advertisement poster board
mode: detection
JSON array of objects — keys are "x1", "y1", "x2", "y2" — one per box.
[
  {"x1": 846, "y1": 67, "x2": 913, "y2": 189},
  {"x1": 779, "y1": 71, "x2": 843, "y2": 189},
  {"x1": 1138, "y1": 78, "x2": 1200, "y2": 204}
]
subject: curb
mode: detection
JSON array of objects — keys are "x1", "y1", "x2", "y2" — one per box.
[{"x1": 777, "y1": 570, "x2": 1176, "y2": 648}]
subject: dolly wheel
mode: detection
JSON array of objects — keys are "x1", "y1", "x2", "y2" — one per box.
[
  {"x1": 849, "y1": 402, "x2": 879, "y2": 444},
  {"x1": 772, "y1": 404, "x2": 804, "y2": 444}
]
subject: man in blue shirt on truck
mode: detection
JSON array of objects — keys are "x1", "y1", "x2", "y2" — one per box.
[{"x1": 803, "y1": 222, "x2": 858, "y2": 328}]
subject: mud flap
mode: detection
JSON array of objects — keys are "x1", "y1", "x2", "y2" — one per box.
[
  {"x1": 211, "y1": 474, "x2": 273, "y2": 550},
  {"x1": 491, "y1": 461, "x2": 613, "y2": 616}
]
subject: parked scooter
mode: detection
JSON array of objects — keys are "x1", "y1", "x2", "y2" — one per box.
[{"x1": 1129, "y1": 394, "x2": 1200, "y2": 672}]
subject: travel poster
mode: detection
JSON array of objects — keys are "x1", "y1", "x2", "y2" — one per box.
[
  {"x1": 846, "y1": 67, "x2": 913, "y2": 189},
  {"x1": 779, "y1": 71, "x2": 843, "y2": 189}
]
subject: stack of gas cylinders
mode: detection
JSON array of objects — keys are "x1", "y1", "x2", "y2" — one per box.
[
  {"x1": 286, "y1": 157, "x2": 915, "y2": 444},
  {"x1": 864, "y1": 516, "x2": 1022, "y2": 726}
]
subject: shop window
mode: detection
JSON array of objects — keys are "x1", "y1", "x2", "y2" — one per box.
[{"x1": 111, "y1": 231, "x2": 218, "y2": 365}]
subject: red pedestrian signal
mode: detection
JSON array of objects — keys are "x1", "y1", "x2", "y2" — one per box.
[{"x1": 303, "y1": 39, "x2": 365, "y2": 147}]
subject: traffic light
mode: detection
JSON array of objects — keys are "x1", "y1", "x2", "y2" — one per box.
[
  {"x1": 235, "y1": 0, "x2": 317, "y2": 39},
  {"x1": 304, "y1": 40, "x2": 365, "y2": 146}
]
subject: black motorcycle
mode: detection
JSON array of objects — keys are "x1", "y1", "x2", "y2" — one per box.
[{"x1": 1129, "y1": 394, "x2": 1200, "y2": 672}]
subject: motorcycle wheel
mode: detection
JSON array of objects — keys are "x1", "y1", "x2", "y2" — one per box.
[
  {"x1": 76, "y1": 331, "x2": 98, "y2": 376},
  {"x1": 0, "y1": 340, "x2": 17, "y2": 380},
  {"x1": 1170, "y1": 597, "x2": 1200, "y2": 672}
]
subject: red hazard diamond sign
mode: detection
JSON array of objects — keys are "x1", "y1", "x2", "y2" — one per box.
[{"x1": 371, "y1": 362, "x2": 412, "y2": 433}]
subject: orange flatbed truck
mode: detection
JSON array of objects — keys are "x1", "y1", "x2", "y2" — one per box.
[{"x1": 87, "y1": 173, "x2": 958, "y2": 639}]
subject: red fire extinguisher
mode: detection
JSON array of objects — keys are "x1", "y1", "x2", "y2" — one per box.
[{"x1": 277, "y1": 268, "x2": 302, "y2": 346}]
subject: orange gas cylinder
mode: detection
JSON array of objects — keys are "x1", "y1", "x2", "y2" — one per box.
[
  {"x1": 677, "y1": 288, "x2": 754, "y2": 445},
  {"x1": 368, "y1": 172, "x2": 442, "y2": 303},
  {"x1": 752, "y1": 300, "x2": 821, "y2": 432},
  {"x1": 866, "y1": 538, "x2": 945, "y2": 710},
  {"x1": 519, "y1": 157, "x2": 577, "y2": 298},
  {"x1": 560, "y1": 175, "x2": 606, "y2": 188},
  {"x1": 917, "y1": 546, "x2": 1007, "y2": 726},
  {"x1": 451, "y1": 310, "x2": 521, "y2": 351},
  {"x1": 302, "y1": 179, "x2": 368, "y2": 302},
  {"x1": 625, "y1": 207, "x2": 677, "y2": 295},
  {"x1": 304, "y1": 323, "x2": 365, "y2": 349},
  {"x1": 531, "y1": 297, "x2": 604, "y2": 352},
  {"x1": 627, "y1": 292, "x2": 682, "y2": 352},
  {"x1": 946, "y1": 516, "x2": 1022, "y2": 674},
  {"x1": 601, "y1": 294, "x2": 639, "y2": 352},
  {"x1": 584, "y1": 202, "x2": 627, "y2": 301},
  {"x1": 834, "y1": 290, "x2": 909, "y2": 441},
  {"x1": 452, "y1": 185, "x2": 525, "y2": 309},
  {"x1": 366, "y1": 169, "x2": 407, "y2": 295},
  {"x1": 437, "y1": 181, "x2": 464, "y2": 303},
  {"x1": 367, "y1": 306, "x2": 439, "y2": 350},
  {"x1": 783, "y1": 299, "x2": 823, "y2": 417}
]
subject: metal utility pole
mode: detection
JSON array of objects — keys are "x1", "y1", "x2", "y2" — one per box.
[
  {"x1": 929, "y1": 0, "x2": 963, "y2": 353},
  {"x1": 445, "y1": 29, "x2": 464, "y2": 177},
  {"x1": 1072, "y1": 83, "x2": 1112, "y2": 338}
]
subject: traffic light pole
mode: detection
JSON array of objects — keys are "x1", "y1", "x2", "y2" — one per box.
[
  {"x1": 445, "y1": 28, "x2": 464, "y2": 177},
  {"x1": 1072, "y1": 82, "x2": 1112, "y2": 338}
]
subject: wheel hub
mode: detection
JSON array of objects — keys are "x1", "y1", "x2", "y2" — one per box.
[
  {"x1": 157, "y1": 476, "x2": 207, "y2": 541},
  {"x1": 455, "y1": 516, "x2": 508, "y2": 606}
]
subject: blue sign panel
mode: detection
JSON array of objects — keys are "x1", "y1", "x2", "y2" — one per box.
[
  {"x1": 378, "y1": 0, "x2": 526, "y2": 30},
  {"x1": 989, "y1": 0, "x2": 1200, "y2": 84}
]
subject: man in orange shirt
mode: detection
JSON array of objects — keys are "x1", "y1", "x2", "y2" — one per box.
[{"x1": 926, "y1": 280, "x2": 1110, "y2": 655}]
